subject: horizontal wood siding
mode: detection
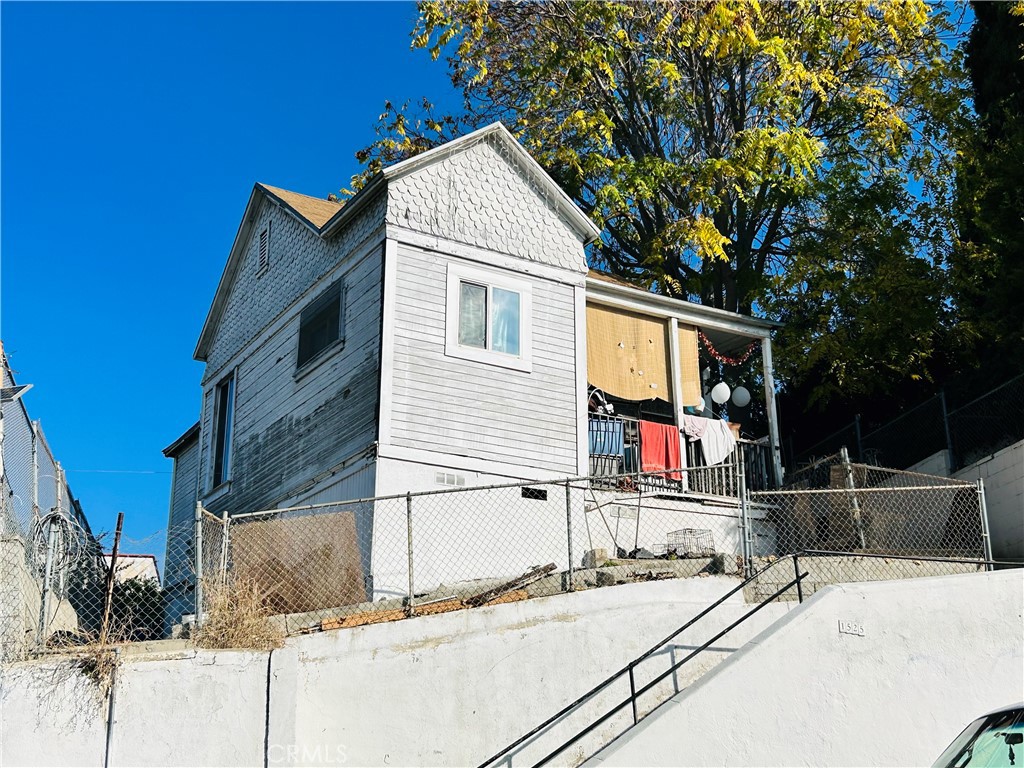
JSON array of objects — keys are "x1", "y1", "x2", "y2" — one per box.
[
  {"x1": 165, "y1": 438, "x2": 200, "y2": 587},
  {"x1": 163, "y1": 437, "x2": 200, "y2": 632},
  {"x1": 389, "y1": 243, "x2": 579, "y2": 474},
  {"x1": 207, "y1": 248, "x2": 383, "y2": 516},
  {"x1": 198, "y1": 198, "x2": 386, "y2": 516}
]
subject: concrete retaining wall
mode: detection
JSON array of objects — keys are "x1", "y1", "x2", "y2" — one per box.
[
  {"x1": 1, "y1": 577, "x2": 790, "y2": 767},
  {"x1": 588, "y1": 569, "x2": 1024, "y2": 768}
]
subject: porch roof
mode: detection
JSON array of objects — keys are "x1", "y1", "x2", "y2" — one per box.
[{"x1": 586, "y1": 271, "x2": 780, "y2": 357}]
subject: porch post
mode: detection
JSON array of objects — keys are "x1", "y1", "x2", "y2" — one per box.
[
  {"x1": 760, "y1": 336, "x2": 784, "y2": 487},
  {"x1": 667, "y1": 317, "x2": 689, "y2": 491}
]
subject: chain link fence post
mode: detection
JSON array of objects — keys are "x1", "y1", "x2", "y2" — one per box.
[
  {"x1": 840, "y1": 447, "x2": 867, "y2": 549},
  {"x1": 219, "y1": 509, "x2": 230, "y2": 586},
  {"x1": 738, "y1": 444, "x2": 752, "y2": 577},
  {"x1": 30, "y1": 422, "x2": 38, "y2": 522},
  {"x1": 977, "y1": 479, "x2": 993, "y2": 570},
  {"x1": 36, "y1": 508, "x2": 57, "y2": 648},
  {"x1": 406, "y1": 492, "x2": 415, "y2": 617},
  {"x1": 565, "y1": 480, "x2": 575, "y2": 592},
  {"x1": 194, "y1": 500, "x2": 204, "y2": 629}
]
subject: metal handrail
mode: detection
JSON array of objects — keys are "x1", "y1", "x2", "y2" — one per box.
[
  {"x1": 478, "y1": 549, "x2": 1013, "y2": 768},
  {"x1": 799, "y1": 549, "x2": 1016, "y2": 570},
  {"x1": 476, "y1": 555, "x2": 806, "y2": 768},
  {"x1": 526, "y1": 573, "x2": 807, "y2": 768}
]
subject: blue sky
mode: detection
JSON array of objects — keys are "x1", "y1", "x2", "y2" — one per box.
[{"x1": 1, "y1": 2, "x2": 459, "y2": 554}]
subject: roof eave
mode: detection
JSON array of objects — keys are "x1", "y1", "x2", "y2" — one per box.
[
  {"x1": 586, "y1": 277, "x2": 781, "y2": 334},
  {"x1": 194, "y1": 186, "x2": 264, "y2": 362},
  {"x1": 319, "y1": 174, "x2": 387, "y2": 238},
  {"x1": 163, "y1": 421, "x2": 201, "y2": 458}
]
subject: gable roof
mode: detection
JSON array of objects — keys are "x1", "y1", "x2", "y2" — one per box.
[
  {"x1": 259, "y1": 184, "x2": 343, "y2": 229},
  {"x1": 195, "y1": 123, "x2": 602, "y2": 362},
  {"x1": 320, "y1": 122, "x2": 602, "y2": 244}
]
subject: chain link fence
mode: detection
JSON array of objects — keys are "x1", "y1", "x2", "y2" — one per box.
[
  {"x1": 2, "y1": 459, "x2": 993, "y2": 659},
  {"x1": 948, "y1": 375, "x2": 1024, "y2": 469},
  {"x1": 1, "y1": 358, "x2": 197, "y2": 662},
  {"x1": 0, "y1": 389, "x2": 108, "y2": 662},
  {"x1": 747, "y1": 451, "x2": 989, "y2": 600},
  {"x1": 194, "y1": 455, "x2": 991, "y2": 638}
]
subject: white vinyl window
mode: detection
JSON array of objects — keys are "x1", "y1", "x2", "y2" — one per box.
[{"x1": 445, "y1": 263, "x2": 532, "y2": 372}]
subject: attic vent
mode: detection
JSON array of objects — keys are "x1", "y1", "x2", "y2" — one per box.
[
  {"x1": 434, "y1": 471, "x2": 466, "y2": 487},
  {"x1": 257, "y1": 226, "x2": 270, "y2": 275}
]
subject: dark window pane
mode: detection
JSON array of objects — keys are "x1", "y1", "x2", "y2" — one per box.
[
  {"x1": 213, "y1": 376, "x2": 234, "y2": 487},
  {"x1": 298, "y1": 282, "x2": 343, "y2": 368}
]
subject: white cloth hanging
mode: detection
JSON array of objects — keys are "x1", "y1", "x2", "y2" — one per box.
[{"x1": 698, "y1": 419, "x2": 736, "y2": 465}]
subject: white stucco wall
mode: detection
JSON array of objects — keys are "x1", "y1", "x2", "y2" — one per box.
[
  {"x1": 5, "y1": 571, "x2": 1017, "y2": 768},
  {"x1": 0, "y1": 577, "x2": 790, "y2": 768},
  {"x1": 371, "y1": 456, "x2": 582, "y2": 600},
  {"x1": 954, "y1": 440, "x2": 1023, "y2": 562},
  {"x1": 909, "y1": 440, "x2": 1024, "y2": 561},
  {"x1": 588, "y1": 569, "x2": 1024, "y2": 768},
  {"x1": 0, "y1": 649, "x2": 268, "y2": 768}
]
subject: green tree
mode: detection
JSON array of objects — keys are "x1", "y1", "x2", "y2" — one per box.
[
  {"x1": 767, "y1": 173, "x2": 948, "y2": 407},
  {"x1": 355, "y1": 1, "x2": 966, "y2": 404},
  {"x1": 357, "y1": 2, "x2": 957, "y2": 309},
  {"x1": 950, "y1": 2, "x2": 1024, "y2": 386}
]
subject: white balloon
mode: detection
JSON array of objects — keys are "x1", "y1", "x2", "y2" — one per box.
[
  {"x1": 711, "y1": 382, "x2": 731, "y2": 404},
  {"x1": 696, "y1": 396, "x2": 705, "y2": 412},
  {"x1": 731, "y1": 386, "x2": 751, "y2": 408}
]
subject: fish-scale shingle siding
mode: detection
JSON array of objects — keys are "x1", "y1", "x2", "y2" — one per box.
[{"x1": 386, "y1": 135, "x2": 586, "y2": 274}]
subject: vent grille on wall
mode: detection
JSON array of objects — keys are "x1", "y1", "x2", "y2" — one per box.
[
  {"x1": 258, "y1": 226, "x2": 270, "y2": 274},
  {"x1": 434, "y1": 471, "x2": 466, "y2": 487}
]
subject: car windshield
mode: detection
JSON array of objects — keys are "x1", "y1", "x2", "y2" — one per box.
[{"x1": 934, "y1": 709, "x2": 1024, "y2": 768}]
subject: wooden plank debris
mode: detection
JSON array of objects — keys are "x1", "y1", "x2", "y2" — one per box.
[
  {"x1": 318, "y1": 563, "x2": 556, "y2": 632},
  {"x1": 463, "y1": 563, "x2": 556, "y2": 608}
]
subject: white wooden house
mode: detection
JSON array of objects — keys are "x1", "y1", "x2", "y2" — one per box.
[{"x1": 163, "y1": 123, "x2": 784, "y2": 616}]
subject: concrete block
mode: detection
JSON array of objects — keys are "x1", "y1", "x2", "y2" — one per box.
[
  {"x1": 713, "y1": 553, "x2": 739, "y2": 575},
  {"x1": 583, "y1": 549, "x2": 608, "y2": 569}
]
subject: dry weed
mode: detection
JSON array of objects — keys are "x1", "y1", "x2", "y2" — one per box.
[{"x1": 193, "y1": 577, "x2": 284, "y2": 651}]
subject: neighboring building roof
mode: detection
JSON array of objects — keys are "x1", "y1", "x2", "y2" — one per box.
[
  {"x1": 103, "y1": 553, "x2": 160, "y2": 584},
  {"x1": 588, "y1": 270, "x2": 645, "y2": 290},
  {"x1": 162, "y1": 422, "x2": 200, "y2": 458},
  {"x1": 258, "y1": 184, "x2": 343, "y2": 229}
]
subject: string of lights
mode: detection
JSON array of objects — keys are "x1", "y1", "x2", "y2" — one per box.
[{"x1": 699, "y1": 330, "x2": 757, "y2": 366}]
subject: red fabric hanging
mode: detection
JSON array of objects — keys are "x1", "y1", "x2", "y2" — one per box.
[{"x1": 639, "y1": 420, "x2": 682, "y2": 480}]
